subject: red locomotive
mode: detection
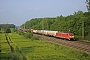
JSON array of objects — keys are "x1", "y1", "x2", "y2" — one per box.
[{"x1": 56, "y1": 32, "x2": 74, "y2": 40}]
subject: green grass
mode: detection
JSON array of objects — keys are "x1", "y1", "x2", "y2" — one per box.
[
  {"x1": 7, "y1": 33, "x2": 90, "y2": 60},
  {"x1": 0, "y1": 33, "x2": 14, "y2": 60},
  {"x1": 1, "y1": 32, "x2": 90, "y2": 60},
  {"x1": 0, "y1": 33, "x2": 11, "y2": 52}
]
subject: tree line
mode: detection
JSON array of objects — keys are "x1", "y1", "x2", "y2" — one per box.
[
  {"x1": 21, "y1": 11, "x2": 90, "y2": 41},
  {"x1": 0, "y1": 24, "x2": 16, "y2": 33}
]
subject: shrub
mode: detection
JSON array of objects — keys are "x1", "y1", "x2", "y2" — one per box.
[
  {"x1": 5, "y1": 29, "x2": 11, "y2": 33},
  {"x1": 31, "y1": 36, "x2": 39, "y2": 40},
  {"x1": 24, "y1": 33, "x2": 33, "y2": 39},
  {"x1": 17, "y1": 31, "x2": 22, "y2": 35},
  {"x1": 13, "y1": 28, "x2": 17, "y2": 32}
]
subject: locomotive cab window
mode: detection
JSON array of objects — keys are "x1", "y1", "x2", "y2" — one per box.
[{"x1": 69, "y1": 33, "x2": 74, "y2": 36}]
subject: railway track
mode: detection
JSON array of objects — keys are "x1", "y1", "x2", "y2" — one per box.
[{"x1": 33, "y1": 34, "x2": 90, "y2": 54}]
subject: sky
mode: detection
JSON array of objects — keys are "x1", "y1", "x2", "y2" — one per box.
[{"x1": 0, "y1": 0, "x2": 87, "y2": 26}]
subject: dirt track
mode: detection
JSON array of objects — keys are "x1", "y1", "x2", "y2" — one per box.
[
  {"x1": 5, "y1": 34, "x2": 27, "y2": 60},
  {"x1": 5, "y1": 34, "x2": 19, "y2": 60}
]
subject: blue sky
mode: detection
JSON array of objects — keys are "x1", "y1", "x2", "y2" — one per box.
[{"x1": 0, "y1": 0, "x2": 87, "y2": 26}]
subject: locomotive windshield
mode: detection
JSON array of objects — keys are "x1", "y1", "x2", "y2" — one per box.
[{"x1": 69, "y1": 33, "x2": 74, "y2": 36}]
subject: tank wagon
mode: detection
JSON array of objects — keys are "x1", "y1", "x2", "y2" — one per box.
[{"x1": 46, "y1": 31, "x2": 58, "y2": 36}]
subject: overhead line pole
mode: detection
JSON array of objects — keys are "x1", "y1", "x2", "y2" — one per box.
[
  {"x1": 82, "y1": 21, "x2": 84, "y2": 40},
  {"x1": 42, "y1": 19, "x2": 44, "y2": 40},
  {"x1": 24, "y1": 23, "x2": 25, "y2": 29}
]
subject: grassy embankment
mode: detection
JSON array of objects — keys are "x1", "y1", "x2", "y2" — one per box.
[{"x1": 7, "y1": 33, "x2": 90, "y2": 60}]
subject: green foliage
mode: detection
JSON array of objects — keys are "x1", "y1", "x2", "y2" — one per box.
[
  {"x1": 17, "y1": 30, "x2": 23, "y2": 35},
  {"x1": 31, "y1": 36, "x2": 39, "y2": 40},
  {"x1": 16, "y1": 30, "x2": 38, "y2": 40},
  {"x1": 19, "y1": 32, "x2": 39, "y2": 40},
  {"x1": 24, "y1": 32, "x2": 33, "y2": 39},
  {"x1": 6, "y1": 28, "x2": 11, "y2": 33},
  {"x1": 0, "y1": 28, "x2": 1, "y2": 31},
  {"x1": 0, "y1": 24, "x2": 15, "y2": 28},
  {"x1": 0, "y1": 24, "x2": 16, "y2": 33},
  {"x1": 10, "y1": 28, "x2": 15, "y2": 32},
  {"x1": 21, "y1": 18, "x2": 55, "y2": 30},
  {"x1": 86, "y1": 0, "x2": 90, "y2": 12}
]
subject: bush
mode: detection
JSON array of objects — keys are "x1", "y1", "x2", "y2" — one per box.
[
  {"x1": 31, "y1": 36, "x2": 39, "y2": 40},
  {"x1": 24, "y1": 33, "x2": 33, "y2": 39},
  {"x1": 5, "y1": 29, "x2": 11, "y2": 33},
  {"x1": 17, "y1": 31, "x2": 22, "y2": 35},
  {"x1": 12, "y1": 28, "x2": 17, "y2": 32}
]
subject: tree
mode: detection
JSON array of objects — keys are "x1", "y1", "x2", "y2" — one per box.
[
  {"x1": 2, "y1": 24, "x2": 8, "y2": 32},
  {"x1": 0, "y1": 27, "x2": 1, "y2": 31},
  {"x1": 86, "y1": 0, "x2": 90, "y2": 12}
]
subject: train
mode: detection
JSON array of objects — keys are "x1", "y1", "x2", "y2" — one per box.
[{"x1": 31, "y1": 29, "x2": 75, "y2": 40}]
